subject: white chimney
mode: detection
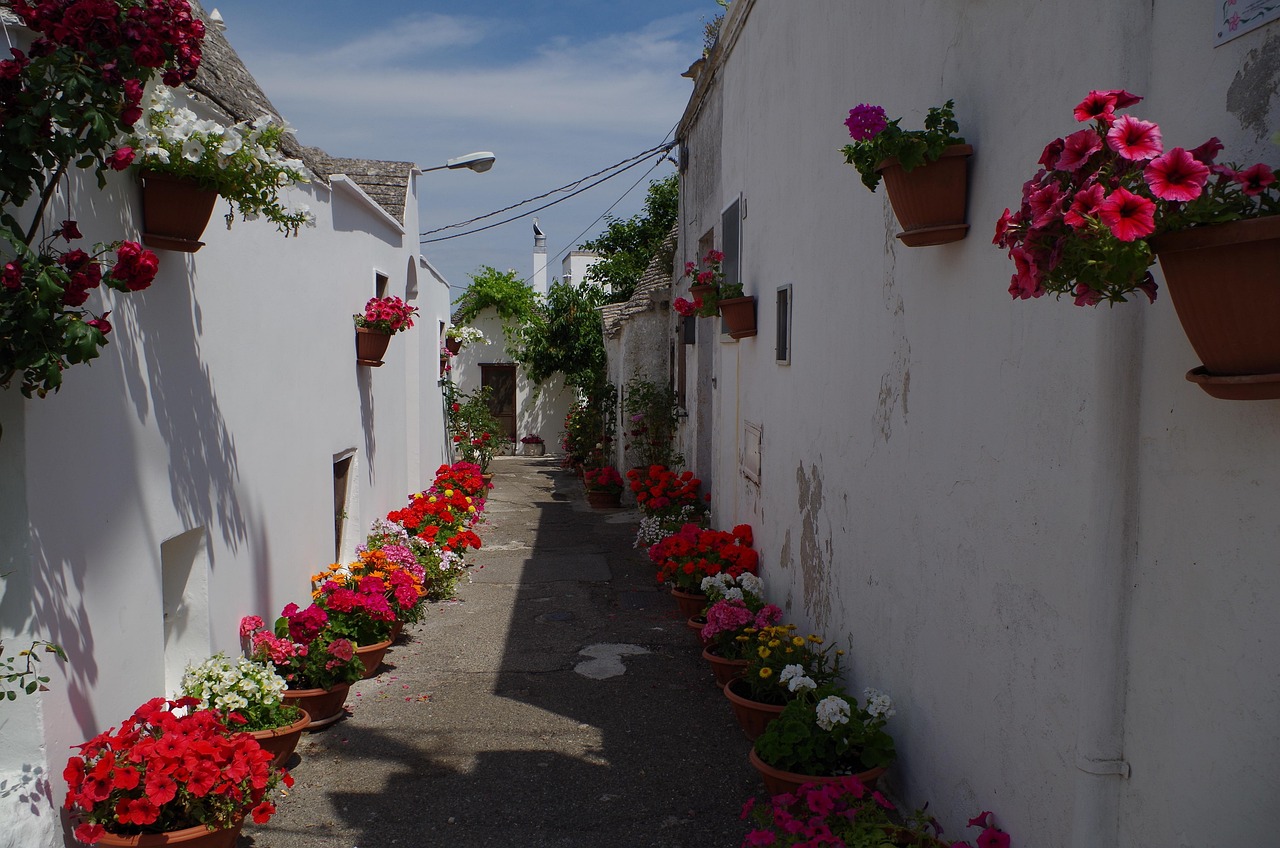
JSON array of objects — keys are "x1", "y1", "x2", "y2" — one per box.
[{"x1": 532, "y1": 218, "x2": 548, "y2": 296}]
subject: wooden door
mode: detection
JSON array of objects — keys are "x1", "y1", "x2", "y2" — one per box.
[{"x1": 481, "y1": 364, "x2": 517, "y2": 443}]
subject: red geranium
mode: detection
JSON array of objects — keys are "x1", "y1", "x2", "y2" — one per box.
[
  {"x1": 64, "y1": 698, "x2": 288, "y2": 843},
  {"x1": 648, "y1": 522, "x2": 759, "y2": 592},
  {"x1": 627, "y1": 464, "x2": 703, "y2": 518}
]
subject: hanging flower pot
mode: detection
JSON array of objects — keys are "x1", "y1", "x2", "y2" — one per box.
[
  {"x1": 139, "y1": 170, "x2": 219, "y2": 253},
  {"x1": 1150, "y1": 216, "x2": 1280, "y2": 400},
  {"x1": 875, "y1": 143, "x2": 973, "y2": 246},
  {"x1": 444, "y1": 337, "x2": 462, "y2": 354},
  {"x1": 719, "y1": 295, "x2": 757, "y2": 338},
  {"x1": 355, "y1": 327, "x2": 392, "y2": 367}
]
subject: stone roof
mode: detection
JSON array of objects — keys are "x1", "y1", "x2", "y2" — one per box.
[
  {"x1": 601, "y1": 225, "x2": 677, "y2": 338},
  {"x1": 305, "y1": 152, "x2": 416, "y2": 225}
]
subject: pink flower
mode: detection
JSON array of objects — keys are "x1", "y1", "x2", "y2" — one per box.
[
  {"x1": 2, "y1": 261, "x2": 22, "y2": 290},
  {"x1": 845, "y1": 103, "x2": 888, "y2": 141},
  {"x1": 107, "y1": 146, "x2": 135, "y2": 171},
  {"x1": 1106, "y1": 115, "x2": 1162, "y2": 161},
  {"x1": 977, "y1": 829, "x2": 1011, "y2": 848},
  {"x1": 1098, "y1": 187, "x2": 1156, "y2": 241},
  {"x1": 1105, "y1": 89, "x2": 1143, "y2": 108},
  {"x1": 87, "y1": 313, "x2": 112, "y2": 336},
  {"x1": 239, "y1": 615, "x2": 264, "y2": 637},
  {"x1": 1056, "y1": 129, "x2": 1102, "y2": 171},
  {"x1": 1235, "y1": 163, "x2": 1276, "y2": 196},
  {"x1": 1072, "y1": 284, "x2": 1103, "y2": 307},
  {"x1": 1064, "y1": 183, "x2": 1106, "y2": 229},
  {"x1": 1188, "y1": 137, "x2": 1223, "y2": 165},
  {"x1": 1028, "y1": 181, "x2": 1064, "y2": 229},
  {"x1": 1073, "y1": 90, "x2": 1118, "y2": 124},
  {"x1": 1144, "y1": 147, "x2": 1209, "y2": 201}
]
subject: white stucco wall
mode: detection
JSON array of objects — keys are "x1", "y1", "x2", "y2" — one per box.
[
  {"x1": 677, "y1": 2, "x2": 1280, "y2": 845},
  {"x1": 0, "y1": 92, "x2": 447, "y2": 845}
]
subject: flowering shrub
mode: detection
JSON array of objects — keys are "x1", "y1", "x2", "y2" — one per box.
[
  {"x1": 179, "y1": 654, "x2": 299, "y2": 733},
  {"x1": 310, "y1": 572, "x2": 396, "y2": 646},
  {"x1": 584, "y1": 465, "x2": 624, "y2": 493},
  {"x1": 240, "y1": 611, "x2": 363, "y2": 691},
  {"x1": 1, "y1": 0, "x2": 201, "y2": 398},
  {"x1": 354, "y1": 295, "x2": 418, "y2": 334},
  {"x1": 122, "y1": 85, "x2": 313, "y2": 234},
  {"x1": 1, "y1": 229, "x2": 159, "y2": 396},
  {"x1": 648, "y1": 522, "x2": 758, "y2": 593},
  {"x1": 741, "y1": 780, "x2": 1010, "y2": 848},
  {"x1": 702, "y1": 599, "x2": 783, "y2": 661},
  {"x1": 994, "y1": 89, "x2": 1280, "y2": 306},
  {"x1": 840, "y1": 99, "x2": 965, "y2": 191},
  {"x1": 64, "y1": 697, "x2": 289, "y2": 844},
  {"x1": 753, "y1": 684, "x2": 897, "y2": 776},
  {"x1": 363, "y1": 517, "x2": 465, "y2": 602},
  {"x1": 738, "y1": 624, "x2": 842, "y2": 705}
]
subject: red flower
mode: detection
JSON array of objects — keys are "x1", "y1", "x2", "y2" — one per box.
[
  {"x1": 107, "y1": 146, "x2": 135, "y2": 171},
  {"x1": 1098, "y1": 187, "x2": 1155, "y2": 242},
  {"x1": 251, "y1": 800, "x2": 277, "y2": 824}
]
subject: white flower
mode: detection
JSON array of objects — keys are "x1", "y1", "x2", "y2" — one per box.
[
  {"x1": 181, "y1": 137, "x2": 206, "y2": 163},
  {"x1": 739, "y1": 573, "x2": 762, "y2": 596},
  {"x1": 218, "y1": 130, "x2": 243, "y2": 156},
  {"x1": 723, "y1": 587, "x2": 744, "y2": 602},
  {"x1": 863, "y1": 687, "x2": 896, "y2": 719},
  {"x1": 815, "y1": 695, "x2": 851, "y2": 731}
]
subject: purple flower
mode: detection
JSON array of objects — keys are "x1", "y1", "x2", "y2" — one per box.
[{"x1": 845, "y1": 104, "x2": 888, "y2": 141}]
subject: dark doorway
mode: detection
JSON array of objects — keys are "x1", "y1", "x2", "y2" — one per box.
[{"x1": 481, "y1": 364, "x2": 517, "y2": 443}]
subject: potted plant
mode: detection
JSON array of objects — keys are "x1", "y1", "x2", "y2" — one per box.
[
  {"x1": 322, "y1": 546, "x2": 428, "y2": 640},
  {"x1": 679, "y1": 249, "x2": 725, "y2": 316},
  {"x1": 581, "y1": 465, "x2": 623, "y2": 508},
  {"x1": 180, "y1": 654, "x2": 307, "y2": 769},
  {"x1": 364, "y1": 517, "x2": 468, "y2": 603},
  {"x1": 700, "y1": 581, "x2": 783, "y2": 687},
  {"x1": 750, "y1": 685, "x2": 897, "y2": 795},
  {"x1": 520, "y1": 433, "x2": 546, "y2": 456},
  {"x1": 841, "y1": 99, "x2": 972, "y2": 246},
  {"x1": 648, "y1": 523, "x2": 759, "y2": 619},
  {"x1": 386, "y1": 479, "x2": 484, "y2": 558},
  {"x1": 447, "y1": 385, "x2": 502, "y2": 479},
  {"x1": 309, "y1": 571, "x2": 397, "y2": 678},
  {"x1": 353, "y1": 294, "x2": 418, "y2": 366},
  {"x1": 443, "y1": 324, "x2": 486, "y2": 355},
  {"x1": 995, "y1": 88, "x2": 1280, "y2": 399},
  {"x1": 241, "y1": 609, "x2": 364, "y2": 728},
  {"x1": 122, "y1": 84, "x2": 313, "y2": 251},
  {"x1": 724, "y1": 623, "x2": 843, "y2": 740},
  {"x1": 64, "y1": 696, "x2": 290, "y2": 846},
  {"x1": 628, "y1": 465, "x2": 707, "y2": 548}
]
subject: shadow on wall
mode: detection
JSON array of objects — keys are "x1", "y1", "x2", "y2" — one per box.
[
  {"x1": 114, "y1": 255, "x2": 247, "y2": 554},
  {"x1": 359, "y1": 368, "x2": 376, "y2": 476}
]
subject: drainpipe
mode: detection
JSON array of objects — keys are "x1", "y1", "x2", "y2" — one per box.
[{"x1": 1069, "y1": 307, "x2": 1142, "y2": 848}]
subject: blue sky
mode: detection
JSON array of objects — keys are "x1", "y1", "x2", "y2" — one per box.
[{"x1": 205, "y1": 1, "x2": 714, "y2": 296}]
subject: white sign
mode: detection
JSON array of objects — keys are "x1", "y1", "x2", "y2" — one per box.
[{"x1": 1216, "y1": 0, "x2": 1280, "y2": 45}]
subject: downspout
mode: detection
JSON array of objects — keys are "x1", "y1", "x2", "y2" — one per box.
[{"x1": 1069, "y1": 307, "x2": 1142, "y2": 848}]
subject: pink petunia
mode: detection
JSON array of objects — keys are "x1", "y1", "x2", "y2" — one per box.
[
  {"x1": 1235, "y1": 163, "x2": 1276, "y2": 196},
  {"x1": 1056, "y1": 129, "x2": 1103, "y2": 171},
  {"x1": 1188, "y1": 137, "x2": 1224, "y2": 166},
  {"x1": 1028, "y1": 181, "x2": 1065, "y2": 229},
  {"x1": 1064, "y1": 183, "x2": 1106, "y2": 229},
  {"x1": 1107, "y1": 114, "x2": 1163, "y2": 161},
  {"x1": 1144, "y1": 147, "x2": 1209, "y2": 201},
  {"x1": 1073, "y1": 91, "x2": 1118, "y2": 124},
  {"x1": 1099, "y1": 187, "x2": 1156, "y2": 241}
]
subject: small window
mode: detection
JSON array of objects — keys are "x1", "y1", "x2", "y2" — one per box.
[
  {"x1": 776, "y1": 285, "x2": 792, "y2": 365},
  {"x1": 374, "y1": 272, "x2": 389, "y2": 299}
]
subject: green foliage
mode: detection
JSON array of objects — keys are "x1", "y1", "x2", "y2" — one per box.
[
  {"x1": 1, "y1": 639, "x2": 66, "y2": 701},
  {"x1": 752, "y1": 686, "x2": 896, "y2": 776},
  {"x1": 622, "y1": 376, "x2": 682, "y2": 467},
  {"x1": 581, "y1": 174, "x2": 678, "y2": 303},
  {"x1": 447, "y1": 384, "x2": 503, "y2": 473},
  {"x1": 841, "y1": 100, "x2": 964, "y2": 192},
  {"x1": 562, "y1": 382, "x2": 617, "y2": 468},
  {"x1": 514, "y1": 279, "x2": 606, "y2": 392},
  {"x1": 452, "y1": 266, "x2": 539, "y2": 340}
]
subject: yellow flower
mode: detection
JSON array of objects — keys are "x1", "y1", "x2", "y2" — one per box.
[
  {"x1": 468, "y1": 506, "x2": 476, "y2": 513},
  {"x1": 758, "y1": 646, "x2": 771, "y2": 659},
  {"x1": 465, "y1": 496, "x2": 473, "y2": 504},
  {"x1": 768, "y1": 639, "x2": 781, "y2": 648},
  {"x1": 792, "y1": 636, "x2": 805, "y2": 647},
  {"x1": 808, "y1": 635, "x2": 824, "y2": 644},
  {"x1": 784, "y1": 647, "x2": 794, "y2": 654},
  {"x1": 758, "y1": 667, "x2": 773, "y2": 679},
  {"x1": 428, "y1": 496, "x2": 438, "y2": 503},
  {"x1": 836, "y1": 649, "x2": 845, "y2": 656},
  {"x1": 444, "y1": 489, "x2": 454, "y2": 497},
  {"x1": 735, "y1": 635, "x2": 749, "y2": 642},
  {"x1": 413, "y1": 492, "x2": 423, "y2": 499}
]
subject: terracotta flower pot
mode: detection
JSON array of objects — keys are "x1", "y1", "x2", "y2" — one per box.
[
  {"x1": 1150, "y1": 216, "x2": 1280, "y2": 400},
  {"x1": 282, "y1": 683, "x2": 351, "y2": 729},
  {"x1": 702, "y1": 644, "x2": 748, "y2": 688},
  {"x1": 94, "y1": 819, "x2": 244, "y2": 847},
  {"x1": 586, "y1": 488, "x2": 622, "y2": 508},
  {"x1": 444, "y1": 337, "x2": 462, "y2": 354},
  {"x1": 724, "y1": 677, "x2": 786, "y2": 741},
  {"x1": 521, "y1": 442, "x2": 546, "y2": 456},
  {"x1": 718, "y1": 295, "x2": 757, "y2": 338},
  {"x1": 247, "y1": 708, "x2": 310, "y2": 769},
  {"x1": 356, "y1": 327, "x2": 391, "y2": 367},
  {"x1": 875, "y1": 143, "x2": 973, "y2": 246},
  {"x1": 139, "y1": 170, "x2": 219, "y2": 253},
  {"x1": 389, "y1": 619, "x2": 405, "y2": 643},
  {"x1": 748, "y1": 747, "x2": 888, "y2": 798},
  {"x1": 687, "y1": 614, "x2": 708, "y2": 644},
  {"x1": 670, "y1": 587, "x2": 707, "y2": 619},
  {"x1": 355, "y1": 638, "x2": 393, "y2": 679},
  {"x1": 690, "y1": 283, "x2": 717, "y2": 307}
]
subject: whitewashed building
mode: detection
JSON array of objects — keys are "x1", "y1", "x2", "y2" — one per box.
[
  {"x1": 661, "y1": 2, "x2": 1280, "y2": 846},
  {"x1": 0, "y1": 7, "x2": 452, "y2": 846}
]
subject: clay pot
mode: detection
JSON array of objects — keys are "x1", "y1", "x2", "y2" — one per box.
[
  {"x1": 702, "y1": 644, "x2": 748, "y2": 688},
  {"x1": 93, "y1": 821, "x2": 244, "y2": 847},
  {"x1": 586, "y1": 488, "x2": 622, "y2": 508},
  {"x1": 724, "y1": 677, "x2": 785, "y2": 741},
  {"x1": 1150, "y1": 216, "x2": 1280, "y2": 399},
  {"x1": 718, "y1": 295, "x2": 757, "y2": 339},
  {"x1": 139, "y1": 171, "x2": 219, "y2": 253},
  {"x1": 355, "y1": 638, "x2": 393, "y2": 679},
  {"x1": 444, "y1": 337, "x2": 462, "y2": 354},
  {"x1": 670, "y1": 588, "x2": 707, "y2": 619},
  {"x1": 875, "y1": 143, "x2": 973, "y2": 246},
  {"x1": 748, "y1": 747, "x2": 888, "y2": 798},
  {"x1": 282, "y1": 683, "x2": 351, "y2": 729},
  {"x1": 247, "y1": 708, "x2": 310, "y2": 769},
  {"x1": 356, "y1": 327, "x2": 391, "y2": 366}
]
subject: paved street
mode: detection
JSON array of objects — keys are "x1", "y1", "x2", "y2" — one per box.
[{"x1": 242, "y1": 455, "x2": 756, "y2": 848}]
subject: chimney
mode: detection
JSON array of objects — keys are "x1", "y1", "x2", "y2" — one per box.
[{"x1": 532, "y1": 218, "x2": 548, "y2": 296}]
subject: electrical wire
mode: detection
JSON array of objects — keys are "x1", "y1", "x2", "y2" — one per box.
[
  {"x1": 420, "y1": 147, "x2": 672, "y2": 244},
  {"x1": 420, "y1": 141, "x2": 673, "y2": 238}
]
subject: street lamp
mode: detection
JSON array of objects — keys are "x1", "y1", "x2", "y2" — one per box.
[{"x1": 422, "y1": 151, "x2": 496, "y2": 173}]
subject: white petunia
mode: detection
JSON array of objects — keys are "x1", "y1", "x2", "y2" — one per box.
[
  {"x1": 181, "y1": 137, "x2": 206, "y2": 163},
  {"x1": 815, "y1": 695, "x2": 851, "y2": 731}
]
